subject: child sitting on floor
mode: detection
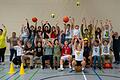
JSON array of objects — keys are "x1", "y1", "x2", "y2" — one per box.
[{"x1": 12, "y1": 39, "x2": 23, "y2": 67}]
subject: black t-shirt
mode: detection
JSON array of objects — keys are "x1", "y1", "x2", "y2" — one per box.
[
  {"x1": 43, "y1": 32, "x2": 49, "y2": 39},
  {"x1": 83, "y1": 46, "x2": 91, "y2": 57},
  {"x1": 35, "y1": 46, "x2": 43, "y2": 57},
  {"x1": 112, "y1": 35, "x2": 120, "y2": 51},
  {"x1": 95, "y1": 31, "x2": 101, "y2": 39},
  {"x1": 24, "y1": 47, "x2": 34, "y2": 55}
]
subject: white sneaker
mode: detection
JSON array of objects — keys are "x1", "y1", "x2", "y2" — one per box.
[
  {"x1": 72, "y1": 67, "x2": 75, "y2": 71},
  {"x1": 50, "y1": 67, "x2": 52, "y2": 69},
  {"x1": 40, "y1": 65, "x2": 43, "y2": 69},
  {"x1": 58, "y1": 68, "x2": 64, "y2": 71},
  {"x1": 69, "y1": 65, "x2": 72, "y2": 69},
  {"x1": 82, "y1": 68, "x2": 85, "y2": 71}
]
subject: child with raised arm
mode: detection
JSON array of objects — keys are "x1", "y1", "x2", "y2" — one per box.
[
  {"x1": 53, "y1": 39, "x2": 61, "y2": 70},
  {"x1": 42, "y1": 39, "x2": 53, "y2": 69},
  {"x1": 101, "y1": 19, "x2": 112, "y2": 40},
  {"x1": 72, "y1": 37, "x2": 86, "y2": 71},
  {"x1": 101, "y1": 38, "x2": 113, "y2": 65},
  {"x1": 92, "y1": 39, "x2": 102, "y2": 69}
]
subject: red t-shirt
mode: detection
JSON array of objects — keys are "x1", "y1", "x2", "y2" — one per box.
[
  {"x1": 50, "y1": 32, "x2": 56, "y2": 38},
  {"x1": 61, "y1": 45, "x2": 71, "y2": 56}
]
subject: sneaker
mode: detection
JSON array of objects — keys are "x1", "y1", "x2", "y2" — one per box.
[
  {"x1": 113, "y1": 61, "x2": 117, "y2": 64},
  {"x1": 69, "y1": 69, "x2": 74, "y2": 73},
  {"x1": 98, "y1": 67, "x2": 102, "y2": 70},
  {"x1": 50, "y1": 67, "x2": 52, "y2": 69},
  {"x1": 72, "y1": 67, "x2": 75, "y2": 71},
  {"x1": 54, "y1": 66, "x2": 58, "y2": 70},
  {"x1": 93, "y1": 66, "x2": 96, "y2": 70},
  {"x1": 58, "y1": 68, "x2": 64, "y2": 71},
  {"x1": 69, "y1": 65, "x2": 72, "y2": 69},
  {"x1": 116, "y1": 62, "x2": 119, "y2": 64},
  {"x1": 40, "y1": 65, "x2": 43, "y2": 69},
  {"x1": 82, "y1": 68, "x2": 85, "y2": 71}
]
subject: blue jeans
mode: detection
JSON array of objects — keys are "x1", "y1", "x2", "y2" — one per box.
[
  {"x1": 93, "y1": 56, "x2": 101, "y2": 67},
  {"x1": 10, "y1": 48, "x2": 17, "y2": 61}
]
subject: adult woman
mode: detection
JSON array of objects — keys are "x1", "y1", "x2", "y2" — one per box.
[
  {"x1": 7, "y1": 32, "x2": 19, "y2": 62},
  {"x1": 0, "y1": 24, "x2": 7, "y2": 65}
]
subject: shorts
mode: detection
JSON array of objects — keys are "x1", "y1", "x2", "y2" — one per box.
[
  {"x1": 72, "y1": 55, "x2": 75, "y2": 58},
  {"x1": 76, "y1": 61, "x2": 82, "y2": 66},
  {"x1": 61, "y1": 55, "x2": 71, "y2": 61}
]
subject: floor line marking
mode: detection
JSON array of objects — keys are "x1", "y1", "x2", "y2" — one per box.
[
  {"x1": 92, "y1": 68, "x2": 102, "y2": 80},
  {"x1": 14, "y1": 69, "x2": 29, "y2": 80},
  {"x1": 29, "y1": 68, "x2": 40, "y2": 80},
  {"x1": 5, "y1": 70, "x2": 20, "y2": 80},
  {"x1": 82, "y1": 71, "x2": 87, "y2": 80}
]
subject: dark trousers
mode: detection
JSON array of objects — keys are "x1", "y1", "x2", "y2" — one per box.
[
  {"x1": 10, "y1": 48, "x2": 17, "y2": 61},
  {"x1": 12, "y1": 56, "x2": 21, "y2": 65},
  {"x1": 113, "y1": 50, "x2": 120, "y2": 62},
  {"x1": 0, "y1": 47, "x2": 6, "y2": 62},
  {"x1": 42, "y1": 55, "x2": 53, "y2": 68}
]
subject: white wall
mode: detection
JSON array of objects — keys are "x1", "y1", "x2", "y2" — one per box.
[{"x1": 0, "y1": 0, "x2": 120, "y2": 54}]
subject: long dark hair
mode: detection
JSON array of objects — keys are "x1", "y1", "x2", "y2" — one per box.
[{"x1": 0, "y1": 29, "x2": 3, "y2": 32}]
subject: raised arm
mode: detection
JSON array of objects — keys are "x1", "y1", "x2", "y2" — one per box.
[
  {"x1": 70, "y1": 17, "x2": 75, "y2": 29},
  {"x1": 47, "y1": 22, "x2": 51, "y2": 33},
  {"x1": 26, "y1": 19, "x2": 31, "y2": 33},
  {"x1": 81, "y1": 19, "x2": 84, "y2": 38},
  {"x1": 64, "y1": 23, "x2": 67, "y2": 33},
  {"x1": 81, "y1": 38, "x2": 84, "y2": 50},
  {"x1": 83, "y1": 17, "x2": 87, "y2": 28},
  {"x1": 34, "y1": 22, "x2": 37, "y2": 32},
  {"x1": 95, "y1": 20, "x2": 98, "y2": 30},
  {"x1": 2, "y1": 24, "x2": 7, "y2": 36},
  {"x1": 6, "y1": 36, "x2": 10, "y2": 43},
  {"x1": 108, "y1": 20, "x2": 113, "y2": 31},
  {"x1": 42, "y1": 21, "x2": 47, "y2": 32},
  {"x1": 21, "y1": 24, "x2": 24, "y2": 34}
]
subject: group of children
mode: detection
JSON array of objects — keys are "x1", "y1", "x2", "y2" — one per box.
[{"x1": 2, "y1": 17, "x2": 120, "y2": 71}]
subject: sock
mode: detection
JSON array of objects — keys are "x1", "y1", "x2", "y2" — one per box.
[
  {"x1": 60, "y1": 65, "x2": 63, "y2": 69},
  {"x1": 72, "y1": 67, "x2": 75, "y2": 70},
  {"x1": 82, "y1": 67, "x2": 84, "y2": 71},
  {"x1": 69, "y1": 63, "x2": 71, "y2": 68}
]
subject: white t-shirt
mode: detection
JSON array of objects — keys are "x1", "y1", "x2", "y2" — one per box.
[
  {"x1": 21, "y1": 31, "x2": 28, "y2": 38},
  {"x1": 75, "y1": 49, "x2": 84, "y2": 61},
  {"x1": 72, "y1": 45, "x2": 75, "y2": 55},
  {"x1": 101, "y1": 44, "x2": 110, "y2": 55},
  {"x1": 103, "y1": 30, "x2": 110, "y2": 39},
  {"x1": 14, "y1": 46, "x2": 23, "y2": 56},
  {"x1": 92, "y1": 46, "x2": 100, "y2": 56},
  {"x1": 73, "y1": 29, "x2": 80, "y2": 37},
  {"x1": 65, "y1": 29, "x2": 73, "y2": 39}
]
